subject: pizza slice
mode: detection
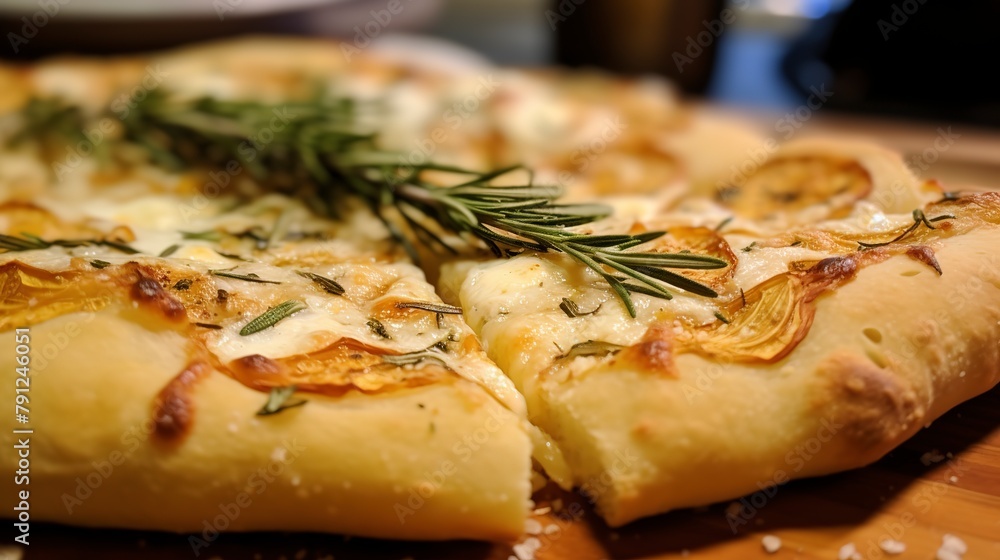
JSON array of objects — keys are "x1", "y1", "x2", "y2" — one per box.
[
  {"x1": 0, "y1": 168, "x2": 534, "y2": 541},
  {"x1": 449, "y1": 192, "x2": 1000, "y2": 526}
]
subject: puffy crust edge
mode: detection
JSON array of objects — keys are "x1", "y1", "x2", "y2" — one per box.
[
  {"x1": 536, "y1": 225, "x2": 1000, "y2": 526},
  {"x1": 0, "y1": 310, "x2": 532, "y2": 541}
]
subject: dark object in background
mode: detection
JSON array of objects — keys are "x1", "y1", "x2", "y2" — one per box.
[
  {"x1": 783, "y1": 0, "x2": 1000, "y2": 128},
  {"x1": 554, "y1": 0, "x2": 725, "y2": 92}
]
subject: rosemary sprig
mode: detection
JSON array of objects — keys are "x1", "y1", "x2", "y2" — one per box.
[
  {"x1": 240, "y1": 300, "x2": 306, "y2": 336},
  {"x1": 12, "y1": 92, "x2": 729, "y2": 317},
  {"x1": 858, "y1": 209, "x2": 955, "y2": 249}
]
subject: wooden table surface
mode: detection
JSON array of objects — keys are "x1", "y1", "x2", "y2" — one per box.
[{"x1": 7, "y1": 115, "x2": 1000, "y2": 560}]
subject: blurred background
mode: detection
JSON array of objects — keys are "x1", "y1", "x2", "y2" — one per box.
[
  {"x1": 2, "y1": 0, "x2": 998, "y2": 181},
  {"x1": 4, "y1": 0, "x2": 1000, "y2": 120}
]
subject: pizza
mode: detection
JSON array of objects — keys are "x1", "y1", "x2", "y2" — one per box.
[{"x1": 1, "y1": 37, "x2": 998, "y2": 544}]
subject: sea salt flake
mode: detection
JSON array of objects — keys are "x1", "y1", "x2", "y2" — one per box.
[
  {"x1": 941, "y1": 533, "x2": 968, "y2": 554},
  {"x1": 879, "y1": 538, "x2": 906, "y2": 555},
  {"x1": 839, "y1": 542, "x2": 862, "y2": 560},
  {"x1": 761, "y1": 535, "x2": 782, "y2": 553}
]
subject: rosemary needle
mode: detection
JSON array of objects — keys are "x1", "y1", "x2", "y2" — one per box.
[
  {"x1": 256, "y1": 385, "x2": 307, "y2": 416},
  {"x1": 297, "y1": 271, "x2": 345, "y2": 296},
  {"x1": 240, "y1": 300, "x2": 306, "y2": 336}
]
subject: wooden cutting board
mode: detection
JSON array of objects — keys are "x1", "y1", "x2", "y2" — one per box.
[{"x1": 12, "y1": 384, "x2": 998, "y2": 560}]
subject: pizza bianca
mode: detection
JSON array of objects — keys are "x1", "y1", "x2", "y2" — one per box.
[{"x1": 1, "y1": 37, "x2": 998, "y2": 542}]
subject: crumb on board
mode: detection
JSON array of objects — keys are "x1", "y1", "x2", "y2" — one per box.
[
  {"x1": 920, "y1": 449, "x2": 946, "y2": 466},
  {"x1": 761, "y1": 535, "x2": 781, "y2": 553},
  {"x1": 524, "y1": 518, "x2": 543, "y2": 535}
]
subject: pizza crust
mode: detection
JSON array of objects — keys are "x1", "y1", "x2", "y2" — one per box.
[
  {"x1": 531, "y1": 225, "x2": 1000, "y2": 525},
  {"x1": 0, "y1": 308, "x2": 532, "y2": 540}
]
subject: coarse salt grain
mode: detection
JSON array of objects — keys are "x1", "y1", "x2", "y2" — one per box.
[
  {"x1": 936, "y1": 550, "x2": 962, "y2": 560},
  {"x1": 879, "y1": 538, "x2": 906, "y2": 555},
  {"x1": 761, "y1": 535, "x2": 781, "y2": 553},
  {"x1": 941, "y1": 534, "x2": 967, "y2": 554},
  {"x1": 839, "y1": 542, "x2": 862, "y2": 560},
  {"x1": 523, "y1": 518, "x2": 542, "y2": 535},
  {"x1": 512, "y1": 537, "x2": 541, "y2": 560}
]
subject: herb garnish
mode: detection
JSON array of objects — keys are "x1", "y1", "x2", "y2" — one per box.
[
  {"x1": 367, "y1": 318, "x2": 391, "y2": 339},
  {"x1": 395, "y1": 301, "x2": 462, "y2": 314},
  {"x1": 173, "y1": 279, "x2": 192, "y2": 290},
  {"x1": 559, "y1": 298, "x2": 602, "y2": 318},
  {"x1": 297, "y1": 271, "x2": 345, "y2": 296},
  {"x1": 210, "y1": 269, "x2": 282, "y2": 284},
  {"x1": 90, "y1": 259, "x2": 111, "y2": 269},
  {"x1": 714, "y1": 311, "x2": 731, "y2": 324},
  {"x1": 558, "y1": 340, "x2": 625, "y2": 359},
  {"x1": 0, "y1": 233, "x2": 139, "y2": 254},
  {"x1": 858, "y1": 209, "x2": 955, "y2": 249},
  {"x1": 382, "y1": 347, "x2": 450, "y2": 368},
  {"x1": 239, "y1": 300, "x2": 306, "y2": 336},
  {"x1": 13, "y1": 93, "x2": 728, "y2": 317},
  {"x1": 715, "y1": 216, "x2": 734, "y2": 232},
  {"x1": 159, "y1": 244, "x2": 181, "y2": 257},
  {"x1": 256, "y1": 385, "x2": 307, "y2": 416}
]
